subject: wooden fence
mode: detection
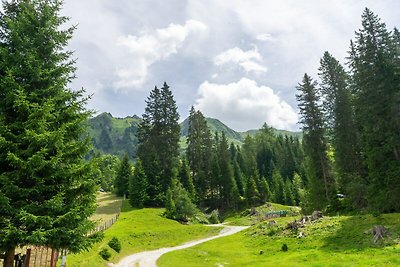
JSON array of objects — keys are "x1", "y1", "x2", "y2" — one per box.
[{"x1": 2, "y1": 206, "x2": 122, "y2": 266}]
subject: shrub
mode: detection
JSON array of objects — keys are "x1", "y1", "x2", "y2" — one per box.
[
  {"x1": 209, "y1": 210, "x2": 220, "y2": 224},
  {"x1": 164, "y1": 178, "x2": 198, "y2": 222},
  {"x1": 99, "y1": 248, "x2": 111, "y2": 260},
  {"x1": 281, "y1": 243, "x2": 288, "y2": 252},
  {"x1": 108, "y1": 237, "x2": 121, "y2": 253}
]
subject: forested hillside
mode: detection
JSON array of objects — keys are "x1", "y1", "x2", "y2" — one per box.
[{"x1": 88, "y1": 112, "x2": 301, "y2": 159}]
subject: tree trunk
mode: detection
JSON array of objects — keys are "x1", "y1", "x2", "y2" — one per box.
[{"x1": 3, "y1": 248, "x2": 15, "y2": 267}]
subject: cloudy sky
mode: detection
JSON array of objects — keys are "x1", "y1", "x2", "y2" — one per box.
[{"x1": 60, "y1": 0, "x2": 399, "y2": 132}]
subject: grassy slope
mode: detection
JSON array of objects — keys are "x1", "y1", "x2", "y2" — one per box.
[
  {"x1": 90, "y1": 192, "x2": 123, "y2": 224},
  {"x1": 159, "y1": 212, "x2": 400, "y2": 266},
  {"x1": 68, "y1": 201, "x2": 221, "y2": 267}
]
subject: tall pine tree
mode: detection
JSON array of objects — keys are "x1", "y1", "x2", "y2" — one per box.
[
  {"x1": 349, "y1": 9, "x2": 400, "y2": 212},
  {"x1": 137, "y1": 82, "x2": 180, "y2": 206},
  {"x1": 0, "y1": 1, "x2": 98, "y2": 265},
  {"x1": 318, "y1": 51, "x2": 366, "y2": 209},
  {"x1": 186, "y1": 107, "x2": 213, "y2": 203},
  {"x1": 296, "y1": 74, "x2": 335, "y2": 210}
]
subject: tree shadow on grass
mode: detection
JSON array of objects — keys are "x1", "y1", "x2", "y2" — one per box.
[
  {"x1": 94, "y1": 194, "x2": 123, "y2": 216},
  {"x1": 321, "y1": 214, "x2": 400, "y2": 252}
]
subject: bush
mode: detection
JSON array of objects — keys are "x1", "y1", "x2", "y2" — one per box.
[
  {"x1": 209, "y1": 210, "x2": 220, "y2": 224},
  {"x1": 108, "y1": 237, "x2": 121, "y2": 253},
  {"x1": 99, "y1": 248, "x2": 111, "y2": 260},
  {"x1": 164, "y1": 179, "x2": 198, "y2": 222},
  {"x1": 281, "y1": 243, "x2": 288, "y2": 252}
]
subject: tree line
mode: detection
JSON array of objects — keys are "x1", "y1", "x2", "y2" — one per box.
[
  {"x1": 296, "y1": 8, "x2": 400, "y2": 214},
  {"x1": 114, "y1": 82, "x2": 305, "y2": 218}
]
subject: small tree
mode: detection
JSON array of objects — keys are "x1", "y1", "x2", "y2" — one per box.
[
  {"x1": 164, "y1": 179, "x2": 198, "y2": 222},
  {"x1": 245, "y1": 176, "x2": 260, "y2": 206},
  {"x1": 129, "y1": 159, "x2": 148, "y2": 208},
  {"x1": 115, "y1": 154, "x2": 131, "y2": 197}
]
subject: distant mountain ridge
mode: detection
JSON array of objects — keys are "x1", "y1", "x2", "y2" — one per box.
[{"x1": 88, "y1": 112, "x2": 302, "y2": 159}]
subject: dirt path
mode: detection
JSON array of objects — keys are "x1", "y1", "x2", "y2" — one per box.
[{"x1": 109, "y1": 224, "x2": 248, "y2": 267}]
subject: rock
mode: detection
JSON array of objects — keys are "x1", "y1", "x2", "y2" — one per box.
[
  {"x1": 268, "y1": 220, "x2": 277, "y2": 226},
  {"x1": 311, "y1": 211, "x2": 323, "y2": 220},
  {"x1": 297, "y1": 231, "x2": 304, "y2": 238},
  {"x1": 287, "y1": 221, "x2": 299, "y2": 230}
]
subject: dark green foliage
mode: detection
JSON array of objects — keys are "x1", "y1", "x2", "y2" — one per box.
[
  {"x1": 178, "y1": 159, "x2": 195, "y2": 201},
  {"x1": 0, "y1": 0, "x2": 98, "y2": 258},
  {"x1": 108, "y1": 237, "x2": 121, "y2": 253},
  {"x1": 271, "y1": 170, "x2": 285, "y2": 204},
  {"x1": 209, "y1": 210, "x2": 220, "y2": 224},
  {"x1": 129, "y1": 159, "x2": 148, "y2": 208},
  {"x1": 91, "y1": 154, "x2": 120, "y2": 191},
  {"x1": 348, "y1": 8, "x2": 400, "y2": 213},
  {"x1": 318, "y1": 51, "x2": 366, "y2": 209},
  {"x1": 99, "y1": 248, "x2": 111, "y2": 261},
  {"x1": 217, "y1": 133, "x2": 240, "y2": 209},
  {"x1": 137, "y1": 83, "x2": 180, "y2": 206},
  {"x1": 245, "y1": 176, "x2": 260, "y2": 206},
  {"x1": 164, "y1": 179, "x2": 198, "y2": 222},
  {"x1": 296, "y1": 74, "x2": 335, "y2": 210},
  {"x1": 186, "y1": 107, "x2": 213, "y2": 202},
  {"x1": 114, "y1": 154, "x2": 131, "y2": 197},
  {"x1": 283, "y1": 180, "x2": 295, "y2": 206},
  {"x1": 281, "y1": 243, "x2": 288, "y2": 252}
]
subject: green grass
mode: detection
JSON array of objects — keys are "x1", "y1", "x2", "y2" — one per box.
[
  {"x1": 158, "y1": 213, "x2": 400, "y2": 266},
  {"x1": 68, "y1": 201, "x2": 222, "y2": 267}
]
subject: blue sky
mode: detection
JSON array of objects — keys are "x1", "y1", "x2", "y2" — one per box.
[{"x1": 60, "y1": 0, "x2": 400, "y2": 131}]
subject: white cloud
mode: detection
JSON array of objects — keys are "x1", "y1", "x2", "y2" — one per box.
[
  {"x1": 256, "y1": 33, "x2": 275, "y2": 42},
  {"x1": 114, "y1": 20, "x2": 207, "y2": 89},
  {"x1": 214, "y1": 47, "x2": 267, "y2": 74},
  {"x1": 194, "y1": 78, "x2": 298, "y2": 131}
]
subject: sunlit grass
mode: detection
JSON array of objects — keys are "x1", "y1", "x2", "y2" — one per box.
[
  {"x1": 68, "y1": 201, "x2": 221, "y2": 267},
  {"x1": 159, "y1": 213, "x2": 400, "y2": 266}
]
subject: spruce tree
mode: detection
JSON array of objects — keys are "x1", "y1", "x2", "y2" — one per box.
[
  {"x1": 129, "y1": 159, "x2": 148, "y2": 208},
  {"x1": 186, "y1": 107, "x2": 212, "y2": 202},
  {"x1": 137, "y1": 82, "x2": 180, "y2": 206},
  {"x1": 271, "y1": 170, "x2": 284, "y2": 204},
  {"x1": 217, "y1": 132, "x2": 240, "y2": 209},
  {"x1": 114, "y1": 154, "x2": 131, "y2": 197},
  {"x1": 178, "y1": 159, "x2": 195, "y2": 201},
  {"x1": 349, "y1": 9, "x2": 400, "y2": 212},
  {"x1": 245, "y1": 176, "x2": 260, "y2": 207},
  {"x1": 318, "y1": 51, "x2": 366, "y2": 209},
  {"x1": 296, "y1": 74, "x2": 335, "y2": 210},
  {"x1": 0, "y1": 1, "x2": 98, "y2": 265}
]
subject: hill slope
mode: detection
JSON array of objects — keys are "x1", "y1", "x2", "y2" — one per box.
[{"x1": 158, "y1": 212, "x2": 400, "y2": 266}]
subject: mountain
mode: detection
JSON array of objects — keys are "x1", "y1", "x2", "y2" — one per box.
[
  {"x1": 87, "y1": 112, "x2": 141, "y2": 159},
  {"x1": 180, "y1": 117, "x2": 243, "y2": 141},
  {"x1": 87, "y1": 113, "x2": 302, "y2": 159},
  {"x1": 242, "y1": 128, "x2": 303, "y2": 139}
]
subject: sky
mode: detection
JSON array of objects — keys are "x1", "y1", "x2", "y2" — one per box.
[{"x1": 58, "y1": 0, "x2": 400, "y2": 132}]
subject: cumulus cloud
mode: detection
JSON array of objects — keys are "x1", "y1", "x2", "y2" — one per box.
[
  {"x1": 214, "y1": 47, "x2": 267, "y2": 74},
  {"x1": 194, "y1": 78, "x2": 298, "y2": 131},
  {"x1": 114, "y1": 20, "x2": 207, "y2": 89}
]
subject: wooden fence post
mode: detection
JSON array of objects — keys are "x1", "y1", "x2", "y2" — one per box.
[{"x1": 25, "y1": 249, "x2": 31, "y2": 267}]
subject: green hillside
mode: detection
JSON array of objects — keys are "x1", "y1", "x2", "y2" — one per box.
[
  {"x1": 88, "y1": 113, "x2": 301, "y2": 159},
  {"x1": 159, "y1": 211, "x2": 400, "y2": 266},
  {"x1": 87, "y1": 112, "x2": 141, "y2": 159}
]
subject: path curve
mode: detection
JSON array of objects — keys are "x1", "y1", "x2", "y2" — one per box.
[{"x1": 110, "y1": 224, "x2": 248, "y2": 267}]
